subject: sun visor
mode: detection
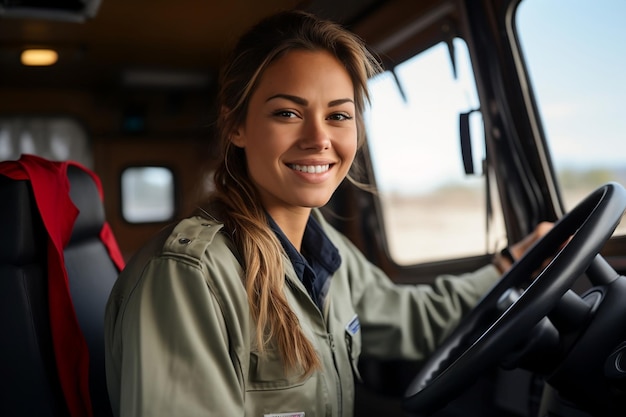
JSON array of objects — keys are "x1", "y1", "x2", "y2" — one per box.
[{"x1": 0, "y1": 0, "x2": 102, "y2": 22}]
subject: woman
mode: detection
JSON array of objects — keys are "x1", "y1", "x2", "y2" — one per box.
[{"x1": 104, "y1": 10, "x2": 548, "y2": 417}]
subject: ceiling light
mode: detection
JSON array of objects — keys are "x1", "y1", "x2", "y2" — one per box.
[{"x1": 21, "y1": 49, "x2": 58, "y2": 66}]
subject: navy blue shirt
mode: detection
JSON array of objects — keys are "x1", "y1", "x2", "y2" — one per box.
[{"x1": 267, "y1": 214, "x2": 341, "y2": 310}]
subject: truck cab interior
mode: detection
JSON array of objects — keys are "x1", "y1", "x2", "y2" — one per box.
[{"x1": 1, "y1": 0, "x2": 625, "y2": 416}]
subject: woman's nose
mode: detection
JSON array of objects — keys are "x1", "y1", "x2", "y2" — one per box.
[{"x1": 299, "y1": 118, "x2": 330, "y2": 150}]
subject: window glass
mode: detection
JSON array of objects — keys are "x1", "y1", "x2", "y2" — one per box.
[
  {"x1": 121, "y1": 166, "x2": 175, "y2": 223},
  {"x1": 0, "y1": 117, "x2": 91, "y2": 167},
  {"x1": 516, "y1": 0, "x2": 626, "y2": 235},
  {"x1": 365, "y1": 39, "x2": 504, "y2": 265}
]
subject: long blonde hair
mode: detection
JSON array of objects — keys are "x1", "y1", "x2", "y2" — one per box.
[{"x1": 208, "y1": 10, "x2": 382, "y2": 376}]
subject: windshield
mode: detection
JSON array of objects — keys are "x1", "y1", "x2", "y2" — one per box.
[{"x1": 516, "y1": 0, "x2": 626, "y2": 234}]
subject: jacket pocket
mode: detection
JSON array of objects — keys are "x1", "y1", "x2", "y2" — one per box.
[
  {"x1": 248, "y1": 348, "x2": 310, "y2": 390},
  {"x1": 246, "y1": 349, "x2": 327, "y2": 417}
]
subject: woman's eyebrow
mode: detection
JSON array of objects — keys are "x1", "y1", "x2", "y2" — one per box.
[
  {"x1": 265, "y1": 94, "x2": 354, "y2": 107},
  {"x1": 266, "y1": 93, "x2": 307, "y2": 105},
  {"x1": 328, "y1": 98, "x2": 354, "y2": 107}
]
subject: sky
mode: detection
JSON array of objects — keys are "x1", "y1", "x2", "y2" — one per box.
[
  {"x1": 516, "y1": 0, "x2": 626, "y2": 169},
  {"x1": 364, "y1": 0, "x2": 626, "y2": 194}
]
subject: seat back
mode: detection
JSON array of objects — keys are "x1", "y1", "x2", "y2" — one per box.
[
  {"x1": 0, "y1": 174, "x2": 68, "y2": 416},
  {"x1": 0, "y1": 162, "x2": 120, "y2": 417}
]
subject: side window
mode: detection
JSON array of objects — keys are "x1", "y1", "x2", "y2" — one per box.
[
  {"x1": 0, "y1": 117, "x2": 91, "y2": 167},
  {"x1": 365, "y1": 39, "x2": 504, "y2": 265},
  {"x1": 516, "y1": 0, "x2": 626, "y2": 235},
  {"x1": 121, "y1": 166, "x2": 175, "y2": 223}
]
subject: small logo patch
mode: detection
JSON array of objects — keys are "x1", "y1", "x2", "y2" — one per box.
[
  {"x1": 264, "y1": 413, "x2": 305, "y2": 417},
  {"x1": 345, "y1": 314, "x2": 360, "y2": 336}
]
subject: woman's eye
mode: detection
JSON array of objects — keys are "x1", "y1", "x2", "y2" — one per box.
[
  {"x1": 273, "y1": 110, "x2": 298, "y2": 118},
  {"x1": 328, "y1": 113, "x2": 353, "y2": 121}
]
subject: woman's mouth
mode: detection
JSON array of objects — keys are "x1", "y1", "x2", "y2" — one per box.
[{"x1": 288, "y1": 164, "x2": 331, "y2": 174}]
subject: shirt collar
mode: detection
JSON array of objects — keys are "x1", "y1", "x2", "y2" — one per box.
[{"x1": 267, "y1": 213, "x2": 341, "y2": 307}]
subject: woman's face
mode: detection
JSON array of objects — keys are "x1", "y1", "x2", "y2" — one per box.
[{"x1": 232, "y1": 49, "x2": 357, "y2": 219}]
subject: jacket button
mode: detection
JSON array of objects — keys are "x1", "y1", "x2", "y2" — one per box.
[{"x1": 178, "y1": 238, "x2": 191, "y2": 245}]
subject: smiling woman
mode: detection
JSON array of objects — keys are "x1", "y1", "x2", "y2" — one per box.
[
  {"x1": 230, "y1": 49, "x2": 359, "y2": 230},
  {"x1": 103, "y1": 9, "x2": 542, "y2": 417},
  {"x1": 6, "y1": 1, "x2": 626, "y2": 417},
  {"x1": 104, "y1": 11, "x2": 387, "y2": 417}
]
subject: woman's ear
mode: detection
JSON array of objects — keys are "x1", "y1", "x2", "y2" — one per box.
[
  {"x1": 230, "y1": 128, "x2": 245, "y2": 148},
  {"x1": 221, "y1": 105, "x2": 245, "y2": 148}
]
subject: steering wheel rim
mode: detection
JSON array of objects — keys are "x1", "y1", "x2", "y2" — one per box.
[{"x1": 403, "y1": 182, "x2": 626, "y2": 415}]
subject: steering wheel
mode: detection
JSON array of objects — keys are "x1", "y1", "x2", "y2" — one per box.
[{"x1": 403, "y1": 182, "x2": 626, "y2": 415}]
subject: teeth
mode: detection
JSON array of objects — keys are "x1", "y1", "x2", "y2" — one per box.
[{"x1": 289, "y1": 164, "x2": 330, "y2": 173}]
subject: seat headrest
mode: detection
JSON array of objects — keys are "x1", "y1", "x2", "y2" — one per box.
[
  {"x1": 67, "y1": 165, "x2": 106, "y2": 244},
  {"x1": 0, "y1": 176, "x2": 46, "y2": 264}
]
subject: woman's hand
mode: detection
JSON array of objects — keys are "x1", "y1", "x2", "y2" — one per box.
[{"x1": 493, "y1": 221, "x2": 554, "y2": 274}]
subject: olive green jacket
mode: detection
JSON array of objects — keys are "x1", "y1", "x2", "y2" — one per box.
[{"x1": 104, "y1": 210, "x2": 500, "y2": 417}]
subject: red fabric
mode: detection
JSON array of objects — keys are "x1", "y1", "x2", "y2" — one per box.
[{"x1": 0, "y1": 154, "x2": 124, "y2": 417}]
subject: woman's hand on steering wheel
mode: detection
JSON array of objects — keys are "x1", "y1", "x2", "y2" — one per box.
[{"x1": 493, "y1": 221, "x2": 555, "y2": 274}]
